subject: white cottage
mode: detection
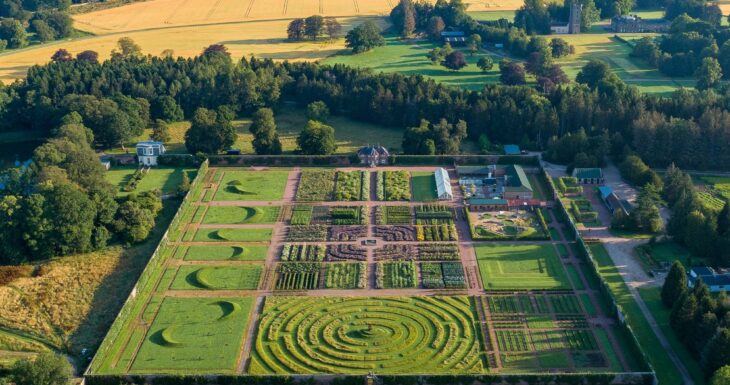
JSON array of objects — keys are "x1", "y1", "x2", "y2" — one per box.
[{"x1": 136, "y1": 141, "x2": 166, "y2": 166}]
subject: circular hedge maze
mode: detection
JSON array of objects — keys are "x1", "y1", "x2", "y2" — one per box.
[{"x1": 249, "y1": 296, "x2": 487, "y2": 374}]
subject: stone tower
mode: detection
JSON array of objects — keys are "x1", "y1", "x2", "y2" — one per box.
[{"x1": 568, "y1": 1, "x2": 582, "y2": 34}]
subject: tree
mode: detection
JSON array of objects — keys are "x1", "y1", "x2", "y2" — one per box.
[
  {"x1": 402, "y1": 120, "x2": 436, "y2": 155},
  {"x1": 178, "y1": 171, "x2": 191, "y2": 194},
  {"x1": 696, "y1": 57, "x2": 723, "y2": 90},
  {"x1": 151, "y1": 96, "x2": 184, "y2": 122},
  {"x1": 249, "y1": 107, "x2": 282, "y2": 155},
  {"x1": 550, "y1": 38, "x2": 572, "y2": 58},
  {"x1": 703, "y1": 328, "x2": 730, "y2": 376},
  {"x1": 576, "y1": 59, "x2": 611, "y2": 88},
  {"x1": 718, "y1": 198, "x2": 730, "y2": 236},
  {"x1": 324, "y1": 17, "x2": 342, "y2": 40},
  {"x1": 0, "y1": 19, "x2": 27, "y2": 48},
  {"x1": 306, "y1": 101, "x2": 330, "y2": 122},
  {"x1": 184, "y1": 107, "x2": 237, "y2": 154},
  {"x1": 662, "y1": 261, "x2": 688, "y2": 308},
  {"x1": 297, "y1": 120, "x2": 337, "y2": 155},
  {"x1": 76, "y1": 50, "x2": 98, "y2": 63},
  {"x1": 630, "y1": 185, "x2": 663, "y2": 233},
  {"x1": 671, "y1": 291, "x2": 698, "y2": 342},
  {"x1": 111, "y1": 37, "x2": 142, "y2": 59},
  {"x1": 514, "y1": 0, "x2": 551, "y2": 34},
  {"x1": 345, "y1": 21, "x2": 385, "y2": 53},
  {"x1": 711, "y1": 366, "x2": 730, "y2": 385},
  {"x1": 203, "y1": 44, "x2": 229, "y2": 56},
  {"x1": 150, "y1": 119, "x2": 171, "y2": 143},
  {"x1": 499, "y1": 60, "x2": 526, "y2": 85},
  {"x1": 426, "y1": 16, "x2": 445, "y2": 41},
  {"x1": 442, "y1": 50, "x2": 467, "y2": 71},
  {"x1": 31, "y1": 19, "x2": 55, "y2": 42},
  {"x1": 477, "y1": 56, "x2": 493, "y2": 72},
  {"x1": 467, "y1": 34, "x2": 482, "y2": 56},
  {"x1": 50, "y1": 49, "x2": 72, "y2": 63},
  {"x1": 12, "y1": 352, "x2": 71, "y2": 385},
  {"x1": 305, "y1": 15, "x2": 325, "y2": 40},
  {"x1": 400, "y1": 0, "x2": 417, "y2": 38},
  {"x1": 114, "y1": 198, "x2": 156, "y2": 243},
  {"x1": 287, "y1": 18, "x2": 306, "y2": 41}
]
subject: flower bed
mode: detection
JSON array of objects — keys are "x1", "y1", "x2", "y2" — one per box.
[
  {"x1": 296, "y1": 170, "x2": 335, "y2": 201},
  {"x1": 280, "y1": 244, "x2": 325, "y2": 262},
  {"x1": 328, "y1": 226, "x2": 367, "y2": 241},
  {"x1": 325, "y1": 244, "x2": 367, "y2": 261},
  {"x1": 376, "y1": 261, "x2": 417, "y2": 289},
  {"x1": 286, "y1": 226, "x2": 328, "y2": 242},
  {"x1": 275, "y1": 263, "x2": 321, "y2": 290}
]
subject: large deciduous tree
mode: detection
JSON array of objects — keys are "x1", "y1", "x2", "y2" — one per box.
[
  {"x1": 184, "y1": 107, "x2": 237, "y2": 154},
  {"x1": 297, "y1": 120, "x2": 337, "y2": 155},
  {"x1": 249, "y1": 107, "x2": 282, "y2": 155}
]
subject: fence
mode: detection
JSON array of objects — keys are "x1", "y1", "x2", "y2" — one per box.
[
  {"x1": 86, "y1": 160, "x2": 209, "y2": 375},
  {"x1": 542, "y1": 164, "x2": 657, "y2": 383}
]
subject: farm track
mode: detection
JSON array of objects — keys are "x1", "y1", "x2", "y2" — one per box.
[{"x1": 244, "y1": 0, "x2": 255, "y2": 18}]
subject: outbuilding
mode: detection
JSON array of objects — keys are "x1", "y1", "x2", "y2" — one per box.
[
  {"x1": 435, "y1": 168, "x2": 453, "y2": 200},
  {"x1": 572, "y1": 168, "x2": 604, "y2": 184}
]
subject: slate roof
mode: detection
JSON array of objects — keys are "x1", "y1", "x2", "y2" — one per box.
[
  {"x1": 504, "y1": 164, "x2": 532, "y2": 192},
  {"x1": 572, "y1": 168, "x2": 603, "y2": 179}
]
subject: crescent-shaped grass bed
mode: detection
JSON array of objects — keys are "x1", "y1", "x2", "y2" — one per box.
[
  {"x1": 170, "y1": 265, "x2": 263, "y2": 290},
  {"x1": 131, "y1": 297, "x2": 254, "y2": 373},
  {"x1": 202, "y1": 206, "x2": 280, "y2": 224},
  {"x1": 192, "y1": 228, "x2": 272, "y2": 242},
  {"x1": 184, "y1": 245, "x2": 268, "y2": 261},
  {"x1": 213, "y1": 170, "x2": 290, "y2": 201}
]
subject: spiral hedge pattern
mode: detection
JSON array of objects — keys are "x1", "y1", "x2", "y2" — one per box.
[{"x1": 249, "y1": 296, "x2": 487, "y2": 374}]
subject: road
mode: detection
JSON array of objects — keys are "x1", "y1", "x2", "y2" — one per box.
[{"x1": 542, "y1": 158, "x2": 694, "y2": 385}]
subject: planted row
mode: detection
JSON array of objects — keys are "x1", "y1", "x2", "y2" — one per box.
[
  {"x1": 280, "y1": 243, "x2": 325, "y2": 262},
  {"x1": 376, "y1": 261, "x2": 417, "y2": 289},
  {"x1": 275, "y1": 263, "x2": 321, "y2": 290},
  {"x1": 324, "y1": 262, "x2": 366, "y2": 289},
  {"x1": 334, "y1": 170, "x2": 368, "y2": 201},
  {"x1": 296, "y1": 170, "x2": 335, "y2": 201},
  {"x1": 416, "y1": 224, "x2": 458, "y2": 241}
]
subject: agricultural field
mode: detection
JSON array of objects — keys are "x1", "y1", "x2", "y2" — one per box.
[
  {"x1": 213, "y1": 169, "x2": 289, "y2": 201},
  {"x1": 476, "y1": 243, "x2": 571, "y2": 290},
  {"x1": 469, "y1": 209, "x2": 549, "y2": 240},
  {"x1": 88, "y1": 165, "x2": 644, "y2": 379}
]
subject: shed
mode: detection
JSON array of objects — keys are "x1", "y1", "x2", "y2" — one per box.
[
  {"x1": 503, "y1": 144, "x2": 521, "y2": 155},
  {"x1": 435, "y1": 168, "x2": 453, "y2": 200},
  {"x1": 572, "y1": 168, "x2": 604, "y2": 184},
  {"x1": 503, "y1": 164, "x2": 533, "y2": 200}
]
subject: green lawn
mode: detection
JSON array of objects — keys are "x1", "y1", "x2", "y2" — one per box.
[
  {"x1": 105, "y1": 167, "x2": 197, "y2": 197},
  {"x1": 202, "y1": 206, "x2": 280, "y2": 224},
  {"x1": 107, "y1": 108, "x2": 404, "y2": 155},
  {"x1": 184, "y1": 246, "x2": 268, "y2": 261},
  {"x1": 639, "y1": 287, "x2": 707, "y2": 385},
  {"x1": 468, "y1": 10, "x2": 516, "y2": 21},
  {"x1": 639, "y1": 241, "x2": 709, "y2": 269},
  {"x1": 193, "y1": 228, "x2": 272, "y2": 242},
  {"x1": 588, "y1": 242, "x2": 683, "y2": 382},
  {"x1": 170, "y1": 265, "x2": 262, "y2": 290},
  {"x1": 323, "y1": 36, "x2": 502, "y2": 91},
  {"x1": 249, "y1": 296, "x2": 486, "y2": 374},
  {"x1": 129, "y1": 297, "x2": 254, "y2": 373},
  {"x1": 213, "y1": 170, "x2": 289, "y2": 201},
  {"x1": 475, "y1": 244, "x2": 571, "y2": 290},
  {"x1": 411, "y1": 172, "x2": 438, "y2": 201}
]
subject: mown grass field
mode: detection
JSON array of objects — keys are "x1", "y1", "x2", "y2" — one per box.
[
  {"x1": 105, "y1": 167, "x2": 197, "y2": 197},
  {"x1": 130, "y1": 297, "x2": 254, "y2": 373},
  {"x1": 411, "y1": 171, "x2": 438, "y2": 202},
  {"x1": 184, "y1": 245, "x2": 268, "y2": 261},
  {"x1": 249, "y1": 296, "x2": 486, "y2": 374},
  {"x1": 588, "y1": 242, "x2": 688, "y2": 385},
  {"x1": 475, "y1": 243, "x2": 570, "y2": 290},
  {"x1": 108, "y1": 108, "x2": 404, "y2": 156},
  {"x1": 170, "y1": 265, "x2": 262, "y2": 290},
  {"x1": 192, "y1": 228, "x2": 272, "y2": 242},
  {"x1": 214, "y1": 170, "x2": 289, "y2": 201},
  {"x1": 323, "y1": 36, "x2": 502, "y2": 91},
  {"x1": 202, "y1": 206, "x2": 280, "y2": 224}
]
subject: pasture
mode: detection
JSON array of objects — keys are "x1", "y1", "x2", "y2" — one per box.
[
  {"x1": 475, "y1": 243, "x2": 570, "y2": 290},
  {"x1": 249, "y1": 296, "x2": 486, "y2": 374},
  {"x1": 130, "y1": 297, "x2": 254, "y2": 373},
  {"x1": 213, "y1": 170, "x2": 289, "y2": 201},
  {"x1": 323, "y1": 36, "x2": 502, "y2": 91}
]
